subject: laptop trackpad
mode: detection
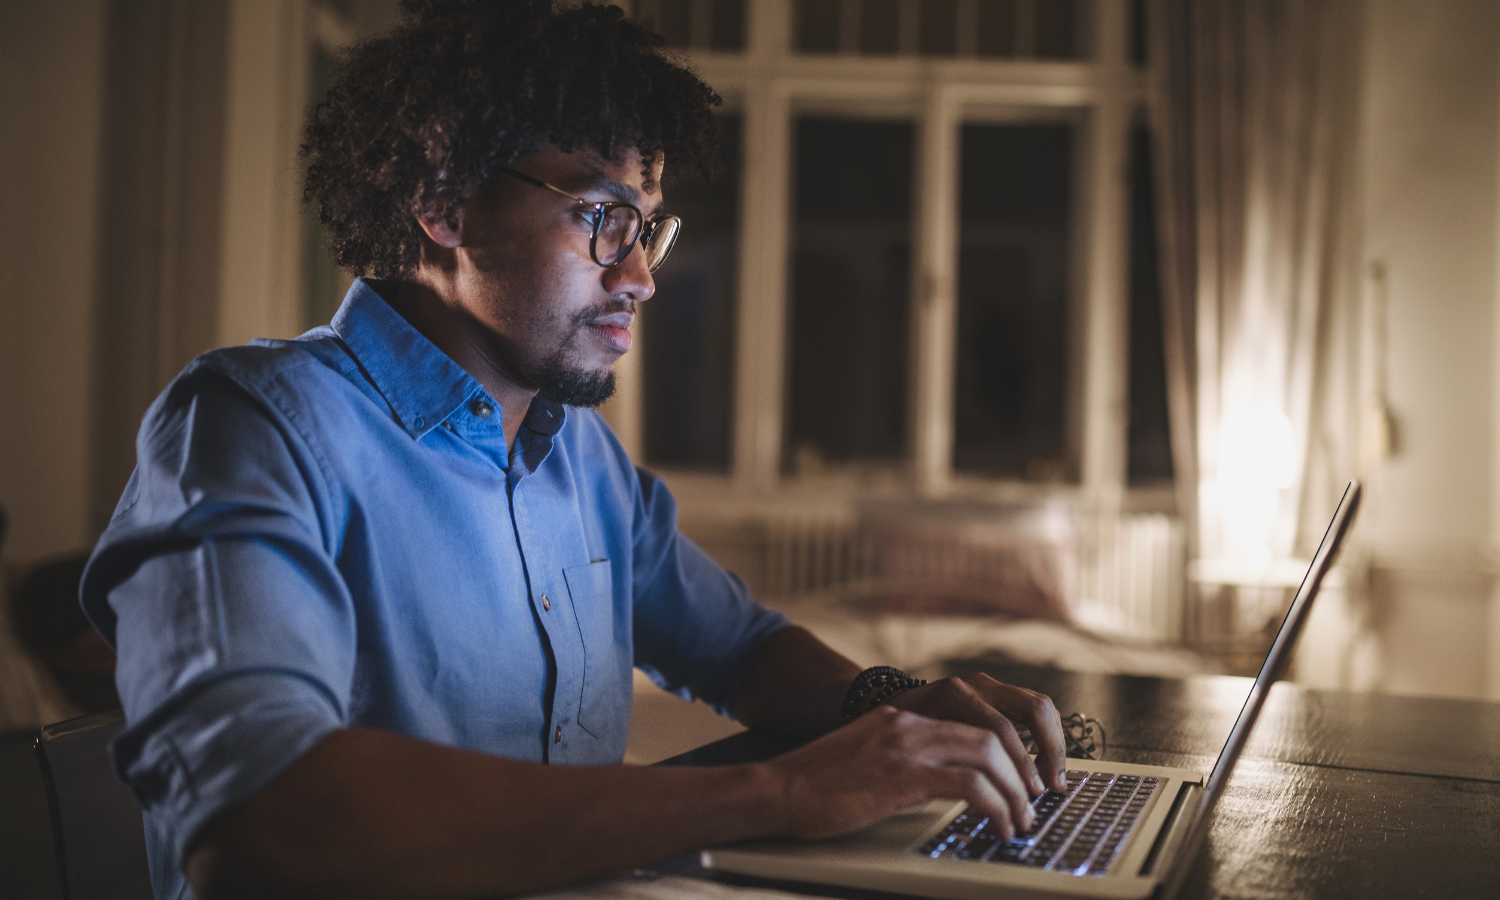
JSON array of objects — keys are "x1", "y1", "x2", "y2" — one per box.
[{"x1": 730, "y1": 799, "x2": 966, "y2": 858}]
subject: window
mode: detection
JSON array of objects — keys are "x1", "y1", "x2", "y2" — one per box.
[
  {"x1": 953, "y1": 121, "x2": 1075, "y2": 481},
  {"x1": 792, "y1": 0, "x2": 1092, "y2": 59},
  {"x1": 785, "y1": 117, "x2": 913, "y2": 475},
  {"x1": 641, "y1": 114, "x2": 744, "y2": 469},
  {"x1": 1126, "y1": 121, "x2": 1173, "y2": 486},
  {"x1": 634, "y1": 0, "x2": 748, "y2": 51},
  {"x1": 613, "y1": 0, "x2": 1169, "y2": 510}
]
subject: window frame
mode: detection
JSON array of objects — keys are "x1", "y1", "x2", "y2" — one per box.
[{"x1": 607, "y1": 0, "x2": 1151, "y2": 512}]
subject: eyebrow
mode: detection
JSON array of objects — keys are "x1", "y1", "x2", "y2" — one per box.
[
  {"x1": 580, "y1": 171, "x2": 665, "y2": 217},
  {"x1": 585, "y1": 175, "x2": 638, "y2": 204}
]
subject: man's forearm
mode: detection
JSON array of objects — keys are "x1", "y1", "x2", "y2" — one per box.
[
  {"x1": 187, "y1": 727, "x2": 785, "y2": 900},
  {"x1": 733, "y1": 625, "x2": 864, "y2": 736},
  {"x1": 187, "y1": 629, "x2": 1066, "y2": 900},
  {"x1": 189, "y1": 641, "x2": 1065, "y2": 899}
]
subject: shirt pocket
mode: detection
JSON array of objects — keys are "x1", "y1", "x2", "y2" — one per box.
[{"x1": 563, "y1": 559, "x2": 627, "y2": 742}]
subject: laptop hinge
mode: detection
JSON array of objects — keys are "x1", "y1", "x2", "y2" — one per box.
[{"x1": 1139, "y1": 781, "x2": 1201, "y2": 881}]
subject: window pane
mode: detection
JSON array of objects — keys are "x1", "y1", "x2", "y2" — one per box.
[
  {"x1": 632, "y1": 0, "x2": 745, "y2": 51},
  {"x1": 1127, "y1": 122, "x2": 1174, "y2": 484},
  {"x1": 795, "y1": 0, "x2": 840, "y2": 53},
  {"x1": 710, "y1": 0, "x2": 747, "y2": 51},
  {"x1": 644, "y1": 0, "x2": 693, "y2": 48},
  {"x1": 976, "y1": 0, "x2": 1018, "y2": 57},
  {"x1": 860, "y1": 0, "x2": 901, "y2": 55},
  {"x1": 953, "y1": 123, "x2": 1074, "y2": 480},
  {"x1": 919, "y1": 0, "x2": 959, "y2": 56},
  {"x1": 641, "y1": 114, "x2": 743, "y2": 471},
  {"x1": 1035, "y1": 0, "x2": 1087, "y2": 60},
  {"x1": 786, "y1": 118, "x2": 913, "y2": 474},
  {"x1": 1129, "y1": 0, "x2": 1148, "y2": 66}
]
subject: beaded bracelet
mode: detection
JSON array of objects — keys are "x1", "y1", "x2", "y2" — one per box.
[{"x1": 840, "y1": 666, "x2": 928, "y2": 723}]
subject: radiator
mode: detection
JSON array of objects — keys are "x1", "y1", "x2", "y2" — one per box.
[
  {"x1": 758, "y1": 508, "x2": 1186, "y2": 642},
  {"x1": 1074, "y1": 514, "x2": 1187, "y2": 642},
  {"x1": 763, "y1": 510, "x2": 862, "y2": 598}
]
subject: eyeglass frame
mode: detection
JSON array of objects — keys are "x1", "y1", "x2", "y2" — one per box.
[{"x1": 494, "y1": 164, "x2": 680, "y2": 272}]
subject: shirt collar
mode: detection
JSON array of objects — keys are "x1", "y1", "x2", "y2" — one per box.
[
  {"x1": 521, "y1": 395, "x2": 566, "y2": 436},
  {"x1": 330, "y1": 278, "x2": 505, "y2": 440}
]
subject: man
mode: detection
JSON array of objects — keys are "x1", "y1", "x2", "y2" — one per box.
[{"x1": 82, "y1": 3, "x2": 1068, "y2": 898}]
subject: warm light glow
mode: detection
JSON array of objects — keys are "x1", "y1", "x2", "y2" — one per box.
[
  {"x1": 1219, "y1": 408, "x2": 1296, "y2": 491},
  {"x1": 1217, "y1": 408, "x2": 1297, "y2": 572}
]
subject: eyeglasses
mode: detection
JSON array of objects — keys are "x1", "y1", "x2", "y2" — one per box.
[{"x1": 496, "y1": 165, "x2": 681, "y2": 272}]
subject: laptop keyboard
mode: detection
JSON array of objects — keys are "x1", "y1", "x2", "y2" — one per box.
[{"x1": 916, "y1": 770, "x2": 1159, "y2": 876}]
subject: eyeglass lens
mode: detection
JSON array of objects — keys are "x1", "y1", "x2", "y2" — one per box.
[
  {"x1": 642, "y1": 216, "x2": 680, "y2": 271},
  {"x1": 594, "y1": 206, "x2": 642, "y2": 266},
  {"x1": 593, "y1": 207, "x2": 682, "y2": 272}
]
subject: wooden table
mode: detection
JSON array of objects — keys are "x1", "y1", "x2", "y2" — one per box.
[{"x1": 659, "y1": 664, "x2": 1500, "y2": 900}]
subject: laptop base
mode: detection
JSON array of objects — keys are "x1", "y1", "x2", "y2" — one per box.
[{"x1": 704, "y1": 759, "x2": 1203, "y2": 900}]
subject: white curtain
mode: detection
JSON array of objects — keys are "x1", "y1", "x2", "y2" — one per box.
[{"x1": 1147, "y1": 0, "x2": 1362, "y2": 565}]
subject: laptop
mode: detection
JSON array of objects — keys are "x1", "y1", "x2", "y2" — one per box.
[{"x1": 704, "y1": 481, "x2": 1362, "y2": 900}]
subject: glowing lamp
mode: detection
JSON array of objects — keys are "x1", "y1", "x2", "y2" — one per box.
[
  {"x1": 1219, "y1": 408, "x2": 1296, "y2": 491},
  {"x1": 1217, "y1": 408, "x2": 1296, "y2": 572}
]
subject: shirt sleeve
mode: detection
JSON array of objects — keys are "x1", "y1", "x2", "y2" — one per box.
[
  {"x1": 81, "y1": 359, "x2": 356, "y2": 864},
  {"x1": 628, "y1": 467, "x2": 790, "y2": 717}
]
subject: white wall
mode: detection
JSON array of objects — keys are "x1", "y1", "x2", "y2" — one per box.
[
  {"x1": 0, "y1": 1, "x2": 107, "y2": 560},
  {"x1": 1361, "y1": 0, "x2": 1499, "y2": 542},
  {"x1": 1308, "y1": 0, "x2": 1500, "y2": 700}
]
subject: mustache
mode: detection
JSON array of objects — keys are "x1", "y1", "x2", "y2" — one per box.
[{"x1": 571, "y1": 299, "x2": 635, "y2": 326}]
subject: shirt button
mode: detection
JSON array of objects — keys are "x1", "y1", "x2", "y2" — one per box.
[
  {"x1": 470, "y1": 400, "x2": 493, "y2": 418},
  {"x1": 554, "y1": 725, "x2": 562, "y2": 744},
  {"x1": 540, "y1": 594, "x2": 551, "y2": 611}
]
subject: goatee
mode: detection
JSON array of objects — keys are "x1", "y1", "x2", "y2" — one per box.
[{"x1": 535, "y1": 362, "x2": 616, "y2": 408}]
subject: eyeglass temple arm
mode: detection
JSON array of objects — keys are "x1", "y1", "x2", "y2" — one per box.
[{"x1": 496, "y1": 165, "x2": 593, "y2": 206}]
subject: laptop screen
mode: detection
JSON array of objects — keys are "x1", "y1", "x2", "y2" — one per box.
[{"x1": 1163, "y1": 480, "x2": 1362, "y2": 896}]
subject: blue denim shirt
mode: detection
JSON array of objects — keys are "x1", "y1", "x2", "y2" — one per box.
[{"x1": 81, "y1": 279, "x2": 787, "y2": 899}]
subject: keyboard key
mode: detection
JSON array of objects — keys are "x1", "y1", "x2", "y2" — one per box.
[
  {"x1": 959, "y1": 835, "x2": 998, "y2": 859},
  {"x1": 937, "y1": 770, "x2": 1157, "y2": 875}
]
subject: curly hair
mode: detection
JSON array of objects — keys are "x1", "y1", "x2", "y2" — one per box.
[{"x1": 301, "y1": 0, "x2": 721, "y2": 280}]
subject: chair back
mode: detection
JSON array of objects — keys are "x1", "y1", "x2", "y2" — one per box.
[{"x1": 35, "y1": 709, "x2": 153, "y2": 900}]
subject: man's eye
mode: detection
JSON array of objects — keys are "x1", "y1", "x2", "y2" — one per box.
[{"x1": 598, "y1": 207, "x2": 636, "y2": 237}]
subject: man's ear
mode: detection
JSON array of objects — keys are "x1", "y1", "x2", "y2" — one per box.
[{"x1": 416, "y1": 205, "x2": 464, "y2": 249}]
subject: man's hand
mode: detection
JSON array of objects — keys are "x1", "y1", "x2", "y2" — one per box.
[
  {"x1": 734, "y1": 627, "x2": 1069, "y2": 842},
  {"x1": 885, "y1": 674, "x2": 1068, "y2": 795},
  {"x1": 765, "y1": 705, "x2": 1039, "y2": 841}
]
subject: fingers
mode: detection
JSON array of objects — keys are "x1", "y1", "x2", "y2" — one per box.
[
  {"x1": 894, "y1": 713, "x2": 1034, "y2": 837},
  {"x1": 989, "y1": 712, "x2": 1047, "y2": 796},
  {"x1": 774, "y1": 678, "x2": 1069, "y2": 844},
  {"x1": 768, "y1": 707, "x2": 1039, "y2": 841},
  {"x1": 921, "y1": 766, "x2": 1023, "y2": 841},
  {"x1": 889, "y1": 680, "x2": 1050, "y2": 796},
  {"x1": 890, "y1": 676, "x2": 1068, "y2": 793},
  {"x1": 973, "y1": 677, "x2": 1067, "y2": 792}
]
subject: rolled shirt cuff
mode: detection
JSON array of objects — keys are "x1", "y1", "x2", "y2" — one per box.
[{"x1": 111, "y1": 669, "x2": 344, "y2": 864}]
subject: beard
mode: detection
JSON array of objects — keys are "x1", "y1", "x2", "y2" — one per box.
[
  {"x1": 535, "y1": 359, "x2": 615, "y2": 408},
  {"x1": 530, "y1": 301, "x2": 624, "y2": 408}
]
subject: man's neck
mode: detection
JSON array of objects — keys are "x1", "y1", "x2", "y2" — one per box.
[{"x1": 385, "y1": 279, "x2": 534, "y2": 447}]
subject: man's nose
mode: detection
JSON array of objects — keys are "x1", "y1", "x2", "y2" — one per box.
[{"x1": 602, "y1": 241, "x2": 656, "y2": 303}]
